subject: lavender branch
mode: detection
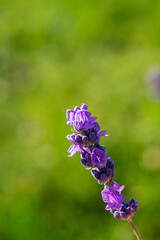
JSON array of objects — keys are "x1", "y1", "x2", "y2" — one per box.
[{"x1": 66, "y1": 103, "x2": 142, "y2": 238}]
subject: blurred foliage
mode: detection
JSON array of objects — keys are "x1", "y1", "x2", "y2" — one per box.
[{"x1": 0, "y1": 0, "x2": 160, "y2": 239}]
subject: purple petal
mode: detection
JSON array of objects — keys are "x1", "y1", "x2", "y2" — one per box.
[
  {"x1": 92, "y1": 148, "x2": 104, "y2": 157},
  {"x1": 98, "y1": 131, "x2": 108, "y2": 137},
  {"x1": 84, "y1": 147, "x2": 91, "y2": 154},
  {"x1": 75, "y1": 111, "x2": 84, "y2": 122},
  {"x1": 86, "y1": 162, "x2": 94, "y2": 167},
  {"x1": 66, "y1": 134, "x2": 76, "y2": 143},
  {"x1": 89, "y1": 116, "x2": 97, "y2": 122},
  {"x1": 106, "y1": 168, "x2": 112, "y2": 178},
  {"x1": 81, "y1": 159, "x2": 87, "y2": 166},
  {"x1": 67, "y1": 144, "x2": 85, "y2": 156},
  {"x1": 91, "y1": 169, "x2": 101, "y2": 180},
  {"x1": 89, "y1": 132, "x2": 98, "y2": 143},
  {"x1": 81, "y1": 104, "x2": 88, "y2": 110},
  {"x1": 67, "y1": 144, "x2": 77, "y2": 156},
  {"x1": 75, "y1": 145, "x2": 85, "y2": 154},
  {"x1": 91, "y1": 122, "x2": 100, "y2": 132},
  {"x1": 83, "y1": 111, "x2": 92, "y2": 121},
  {"x1": 112, "y1": 182, "x2": 125, "y2": 192},
  {"x1": 66, "y1": 110, "x2": 75, "y2": 124},
  {"x1": 98, "y1": 174, "x2": 109, "y2": 184},
  {"x1": 74, "y1": 106, "x2": 81, "y2": 112},
  {"x1": 119, "y1": 185, "x2": 125, "y2": 192},
  {"x1": 105, "y1": 204, "x2": 112, "y2": 210},
  {"x1": 91, "y1": 153, "x2": 97, "y2": 164}
]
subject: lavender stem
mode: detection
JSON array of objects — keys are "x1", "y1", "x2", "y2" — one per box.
[{"x1": 128, "y1": 219, "x2": 143, "y2": 240}]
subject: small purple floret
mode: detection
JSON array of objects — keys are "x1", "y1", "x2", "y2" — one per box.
[
  {"x1": 66, "y1": 103, "x2": 99, "y2": 131},
  {"x1": 81, "y1": 152, "x2": 94, "y2": 168},
  {"x1": 67, "y1": 144, "x2": 85, "y2": 157},
  {"x1": 113, "y1": 199, "x2": 139, "y2": 220},
  {"x1": 102, "y1": 182, "x2": 125, "y2": 211},
  {"x1": 67, "y1": 134, "x2": 85, "y2": 156},
  {"x1": 91, "y1": 148, "x2": 110, "y2": 167},
  {"x1": 91, "y1": 159, "x2": 114, "y2": 184}
]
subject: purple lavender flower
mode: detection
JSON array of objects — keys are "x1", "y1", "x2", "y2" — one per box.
[
  {"x1": 81, "y1": 151, "x2": 94, "y2": 168},
  {"x1": 66, "y1": 103, "x2": 98, "y2": 131},
  {"x1": 82, "y1": 128, "x2": 108, "y2": 147},
  {"x1": 66, "y1": 134, "x2": 85, "y2": 156},
  {"x1": 91, "y1": 148, "x2": 110, "y2": 167},
  {"x1": 82, "y1": 128, "x2": 98, "y2": 146},
  {"x1": 113, "y1": 199, "x2": 139, "y2": 220},
  {"x1": 66, "y1": 104, "x2": 140, "y2": 239},
  {"x1": 74, "y1": 110, "x2": 94, "y2": 131},
  {"x1": 91, "y1": 159, "x2": 114, "y2": 184},
  {"x1": 101, "y1": 182, "x2": 125, "y2": 211},
  {"x1": 66, "y1": 104, "x2": 86, "y2": 125},
  {"x1": 106, "y1": 158, "x2": 115, "y2": 178}
]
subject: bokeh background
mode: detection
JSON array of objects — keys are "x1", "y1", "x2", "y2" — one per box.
[{"x1": 0, "y1": 0, "x2": 160, "y2": 239}]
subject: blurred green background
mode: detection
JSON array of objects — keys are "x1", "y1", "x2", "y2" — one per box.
[{"x1": 0, "y1": 0, "x2": 160, "y2": 239}]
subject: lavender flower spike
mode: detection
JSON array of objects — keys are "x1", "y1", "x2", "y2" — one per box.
[{"x1": 66, "y1": 104, "x2": 142, "y2": 240}]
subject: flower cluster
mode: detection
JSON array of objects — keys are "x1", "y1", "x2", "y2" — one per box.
[
  {"x1": 66, "y1": 104, "x2": 139, "y2": 221},
  {"x1": 112, "y1": 199, "x2": 139, "y2": 220}
]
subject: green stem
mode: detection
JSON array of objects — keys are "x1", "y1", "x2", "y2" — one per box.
[{"x1": 128, "y1": 219, "x2": 143, "y2": 240}]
